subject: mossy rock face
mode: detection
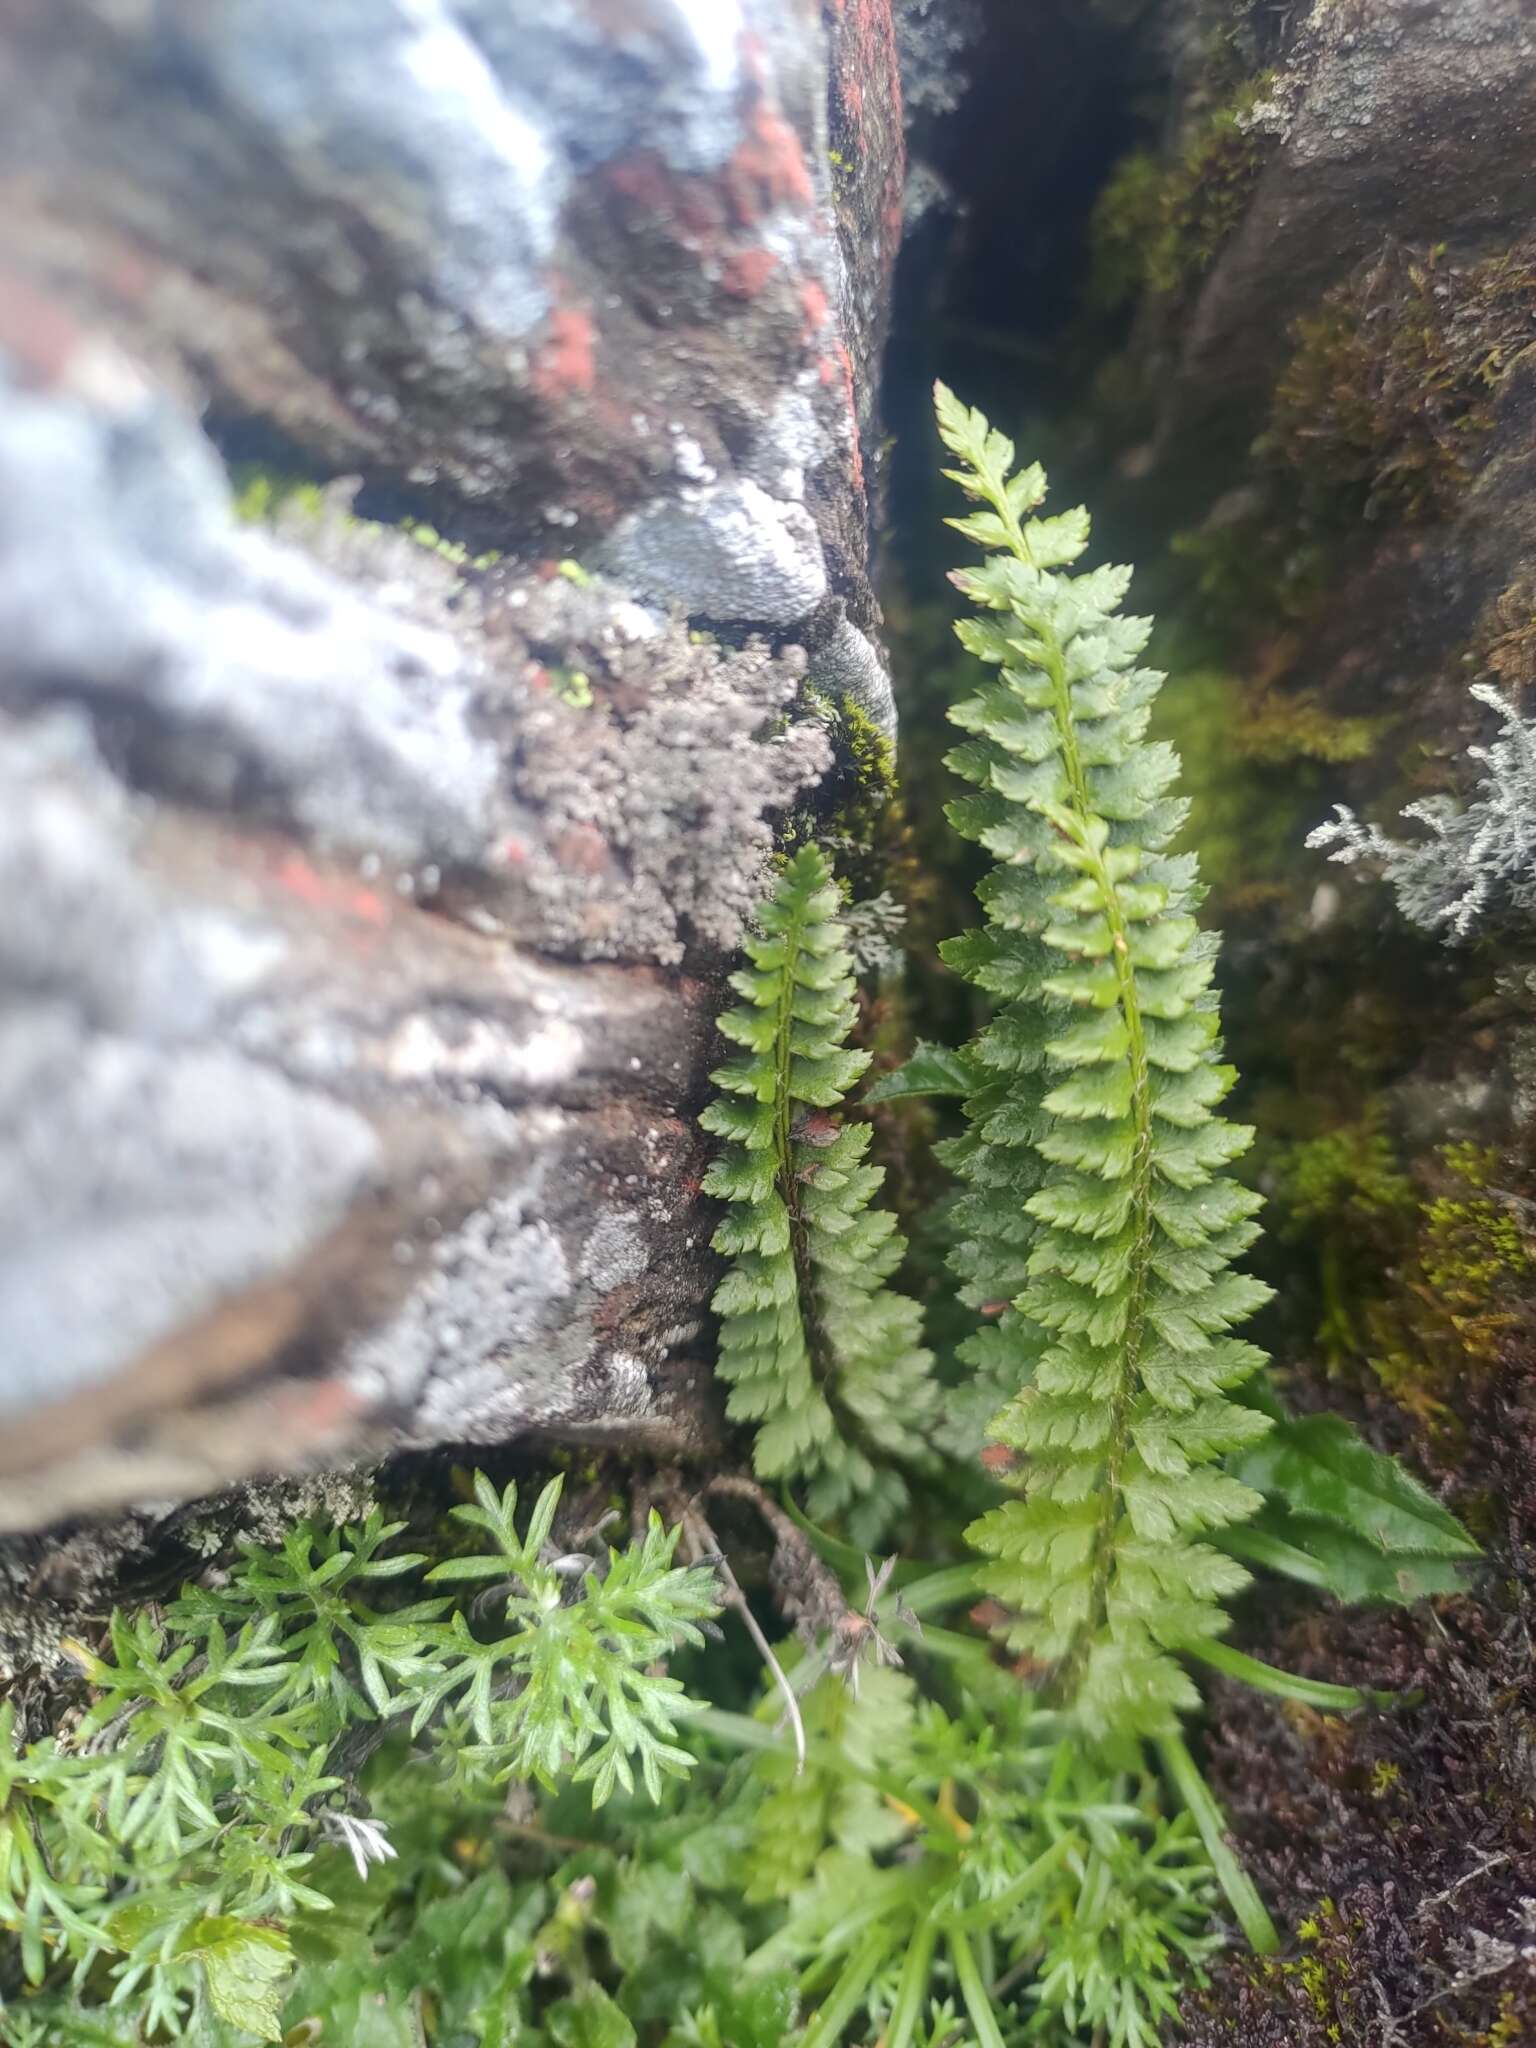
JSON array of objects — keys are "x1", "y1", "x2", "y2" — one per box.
[
  {"x1": 1263, "y1": 241, "x2": 1536, "y2": 530},
  {"x1": 1118, "y1": 0, "x2": 1536, "y2": 505},
  {"x1": 1087, "y1": 76, "x2": 1277, "y2": 318}
]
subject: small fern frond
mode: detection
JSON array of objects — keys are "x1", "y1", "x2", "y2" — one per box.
[
  {"x1": 702, "y1": 844, "x2": 937, "y2": 1543},
  {"x1": 933, "y1": 383, "x2": 1275, "y2": 1745}
]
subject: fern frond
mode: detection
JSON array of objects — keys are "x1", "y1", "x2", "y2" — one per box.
[
  {"x1": 702, "y1": 844, "x2": 938, "y2": 1543},
  {"x1": 933, "y1": 383, "x2": 1275, "y2": 1745}
]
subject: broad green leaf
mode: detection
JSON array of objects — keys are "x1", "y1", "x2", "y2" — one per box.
[
  {"x1": 185, "y1": 1918, "x2": 293, "y2": 2042},
  {"x1": 863, "y1": 1041, "x2": 976, "y2": 1102},
  {"x1": 1228, "y1": 1414, "x2": 1479, "y2": 1559},
  {"x1": 1223, "y1": 1510, "x2": 1473, "y2": 1605},
  {"x1": 547, "y1": 1985, "x2": 638, "y2": 2048}
]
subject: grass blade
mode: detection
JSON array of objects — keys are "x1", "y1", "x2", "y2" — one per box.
[{"x1": 1157, "y1": 1732, "x2": 1279, "y2": 1955}]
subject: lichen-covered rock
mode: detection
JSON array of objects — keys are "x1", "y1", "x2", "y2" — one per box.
[
  {"x1": 477, "y1": 572, "x2": 830, "y2": 962},
  {"x1": 0, "y1": 2, "x2": 908, "y2": 1530},
  {"x1": 0, "y1": 644, "x2": 736, "y2": 1530},
  {"x1": 0, "y1": 363, "x2": 503, "y2": 870},
  {"x1": 0, "y1": 0, "x2": 887, "y2": 603}
]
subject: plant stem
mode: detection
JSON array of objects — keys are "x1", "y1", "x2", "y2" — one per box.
[
  {"x1": 1032, "y1": 600, "x2": 1157, "y2": 1694},
  {"x1": 1156, "y1": 1732, "x2": 1279, "y2": 1954},
  {"x1": 683, "y1": 1509, "x2": 806, "y2": 1773},
  {"x1": 767, "y1": 860, "x2": 879, "y2": 1471},
  {"x1": 883, "y1": 1919, "x2": 938, "y2": 2048},
  {"x1": 693, "y1": 1707, "x2": 785, "y2": 1753},
  {"x1": 796, "y1": 1926, "x2": 898, "y2": 2048},
  {"x1": 1184, "y1": 1639, "x2": 1397, "y2": 1711},
  {"x1": 949, "y1": 1924, "x2": 1009, "y2": 2048},
  {"x1": 771, "y1": 882, "x2": 834, "y2": 1383},
  {"x1": 893, "y1": 1563, "x2": 984, "y2": 1618},
  {"x1": 1218, "y1": 1525, "x2": 1336, "y2": 1591},
  {"x1": 942, "y1": 1833, "x2": 1077, "y2": 1931}
]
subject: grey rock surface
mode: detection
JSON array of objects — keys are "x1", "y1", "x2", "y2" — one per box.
[
  {"x1": 0, "y1": 369, "x2": 503, "y2": 869},
  {"x1": 0, "y1": 0, "x2": 906, "y2": 1529},
  {"x1": 598, "y1": 480, "x2": 829, "y2": 626}
]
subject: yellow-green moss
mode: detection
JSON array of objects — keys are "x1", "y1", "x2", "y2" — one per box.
[
  {"x1": 1418, "y1": 1146, "x2": 1532, "y2": 1357},
  {"x1": 1151, "y1": 646, "x2": 1385, "y2": 915},
  {"x1": 1269, "y1": 1117, "x2": 1534, "y2": 1435},
  {"x1": 550, "y1": 666, "x2": 594, "y2": 710},
  {"x1": 1237, "y1": 1899, "x2": 1362, "y2": 2040},
  {"x1": 1239, "y1": 688, "x2": 1385, "y2": 766},
  {"x1": 1086, "y1": 77, "x2": 1275, "y2": 314},
  {"x1": 1277, "y1": 1108, "x2": 1416, "y2": 1232},
  {"x1": 398, "y1": 521, "x2": 501, "y2": 571},
  {"x1": 229, "y1": 465, "x2": 499, "y2": 569},
  {"x1": 230, "y1": 466, "x2": 329, "y2": 526},
  {"x1": 841, "y1": 695, "x2": 897, "y2": 807}
]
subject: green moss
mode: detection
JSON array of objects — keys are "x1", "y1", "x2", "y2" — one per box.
[
  {"x1": 1266, "y1": 1114, "x2": 1534, "y2": 1436},
  {"x1": 1275, "y1": 1108, "x2": 1416, "y2": 1234},
  {"x1": 230, "y1": 466, "x2": 329, "y2": 526},
  {"x1": 1168, "y1": 515, "x2": 1331, "y2": 650},
  {"x1": 840, "y1": 695, "x2": 897, "y2": 810},
  {"x1": 399, "y1": 520, "x2": 501, "y2": 571},
  {"x1": 1237, "y1": 688, "x2": 1384, "y2": 766},
  {"x1": 1086, "y1": 150, "x2": 1170, "y2": 315},
  {"x1": 1150, "y1": 647, "x2": 1382, "y2": 915},
  {"x1": 792, "y1": 686, "x2": 899, "y2": 879},
  {"x1": 1418, "y1": 1146, "x2": 1532, "y2": 1354},
  {"x1": 1152, "y1": 664, "x2": 1287, "y2": 908},
  {"x1": 1268, "y1": 1106, "x2": 1417, "y2": 1372},
  {"x1": 229, "y1": 464, "x2": 499, "y2": 569},
  {"x1": 1263, "y1": 239, "x2": 1536, "y2": 526},
  {"x1": 1086, "y1": 78, "x2": 1274, "y2": 315}
]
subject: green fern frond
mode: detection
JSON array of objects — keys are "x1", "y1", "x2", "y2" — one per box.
[
  {"x1": 933, "y1": 383, "x2": 1275, "y2": 1745},
  {"x1": 702, "y1": 844, "x2": 937, "y2": 1544}
]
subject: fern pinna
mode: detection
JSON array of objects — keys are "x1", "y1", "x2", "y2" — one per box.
[
  {"x1": 701, "y1": 844, "x2": 936, "y2": 1544},
  {"x1": 932, "y1": 384, "x2": 1275, "y2": 1749}
]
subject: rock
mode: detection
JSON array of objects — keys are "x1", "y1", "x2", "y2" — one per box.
[
  {"x1": 597, "y1": 478, "x2": 829, "y2": 625},
  {"x1": 0, "y1": 0, "x2": 882, "y2": 578},
  {"x1": 0, "y1": 1, "x2": 907, "y2": 1529},
  {"x1": 1103, "y1": 0, "x2": 1536, "y2": 857},
  {"x1": 0, "y1": 363, "x2": 503, "y2": 869},
  {"x1": 1146, "y1": 0, "x2": 1536, "y2": 494}
]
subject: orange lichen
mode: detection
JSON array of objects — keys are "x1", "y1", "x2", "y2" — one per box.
[{"x1": 530, "y1": 302, "x2": 596, "y2": 401}]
